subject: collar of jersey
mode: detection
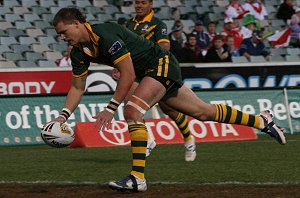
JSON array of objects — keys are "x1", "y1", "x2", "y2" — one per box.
[
  {"x1": 133, "y1": 10, "x2": 154, "y2": 23},
  {"x1": 84, "y1": 22, "x2": 100, "y2": 45},
  {"x1": 80, "y1": 22, "x2": 100, "y2": 57}
]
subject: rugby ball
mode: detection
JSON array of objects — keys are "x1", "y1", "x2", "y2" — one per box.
[{"x1": 41, "y1": 122, "x2": 75, "y2": 148}]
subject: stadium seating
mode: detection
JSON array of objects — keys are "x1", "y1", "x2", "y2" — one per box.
[
  {"x1": 269, "y1": 55, "x2": 285, "y2": 62},
  {"x1": 93, "y1": 0, "x2": 110, "y2": 7},
  {"x1": 50, "y1": 6, "x2": 61, "y2": 14},
  {"x1": 285, "y1": 55, "x2": 300, "y2": 62},
  {"x1": 76, "y1": 0, "x2": 93, "y2": 7},
  {"x1": 45, "y1": 28, "x2": 58, "y2": 37},
  {"x1": 44, "y1": 51, "x2": 63, "y2": 61},
  {"x1": 15, "y1": 21, "x2": 34, "y2": 29},
  {"x1": 19, "y1": 36, "x2": 38, "y2": 45},
  {"x1": 96, "y1": 13, "x2": 114, "y2": 22},
  {"x1": 0, "y1": 36, "x2": 18, "y2": 45},
  {"x1": 195, "y1": 6, "x2": 210, "y2": 17},
  {"x1": 200, "y1": 0, "x2": 215, "y2": 7},
  {"x1": 17, "y1": 60, "x2": 38, "y2": 67},
  {"x1": 287, "y1": 48, "x2": 300, "y2": 55},
  {"x1": 0, "y1": 30, "x2": 8, "y2": 37},
  {"x1": 4, "y1": 13, "x2": 22, "y2": 22},
  {"x1": 33, "y1": 21, "x2": 52, "y2": 29},
  {"x1": 50, "y1": 43, "x2": 68, "y2": 53},
  {"x1": 13, "y1": 7, "x2": 30, "y2": 14},
  {"x1": 0, "y1": 60, "x2": 17, "y2": 67},
  {"x1": 121, "y1": 5, "x2": 135, "y2": 15},
  {"x1": 270, "y1": 19, "x2": 286, "y2": 29},
  {"x1": 114, "y1": 13, "x2": 131, "y2": 20},
  {"x1": 0, "y1": 22, "x2": 13, "y2": 30},
  {"x1": 232, "y1": 56, "x2": 249, "y2": 63},
  {"x1": 167, "y1": 0, "x2": 182, "y2": 8},
  {"x1": 7, "y1": 28, "x2": 27, "y2": 38},
  {"x1": 86, "y1": 14, "x2": 96, "y2": 21},
  {"x1": 85, "y1": 6, "x2": 104, "y2": 15},
  {"x1": 216, "y1": 0, "x2": 229, "y2": 7},
  {"x1": 37, "y1": 60, "x2": 57, "y2": 67},
  {"x1": 270, "y1": 48, "x2": 287, "y2": 56},
  {"x1": 23, "y1": 13, "x2": 41, "y2": 22},
  {"x1": 32, "y1": 44, "x2": 51, "y2": 53},
  {"x1": 178, "y1": 6, "x2": 197, "y2": 20},
  {"x1": 0, "y1": 7, "x2": 13, "y2": 15},
  {"x1": 156, "y1": 6, "x2": 172, "y2": 20},
  {"x1": 41, "y1": 13, "x2": 55, "y2": 22},
  {"x1": 21, "y1": 0, "x2": 39, "y2": 7},
  {"x1": 11, "y1": 44, "x2": 31, "y2": 53},
  {"x1": 184, "y1": 0, "x2": 199, "y2": 7},
  {"x1": 40, "y1": 0, "x2": 56, "y2": 7},
  {"x1": 3, "y1": 0, "x2": 21, "y2": 8},
  {"x1": 0, "y1": 0, "x2": 297, "y2": 68},
  {"x1": 153, "y1": 0, "x2": 166, "y2": 8},
  {"x1": 265, "y1": 0, "x2": 280, "y2": 7},
  {"x1": 58, "y1": 0, "x2": 75, "y2": 7},
  {"x1": 38, "y1": 36, "x2": 57, "y2": 45},
  {"x1": 31, "y1": 6, "x2": 50, "y2": 15},
  {"x1": 0, "y1": 55, "x2": 5, "y2": 60},
  {"x1": 181, "y1": 19, "x2": 196, "y2": 33},
  {"x1": 249, "y1": 56, "x2": 267, "y2": 63},
  {"x1": 26, "y1": 28, "x2": 45, "y2": 37},
  {"x1": 3, "y1": 52, "x2": 25, "y2": 61},
  {"x1": 0, "y1": 45, "x2": 12, "y2": 53}
]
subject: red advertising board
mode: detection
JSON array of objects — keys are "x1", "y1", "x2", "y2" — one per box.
[
  {"x1": 0, "y1": 68, "x2": 115, "y2": 95},
  {"x1": 0, "y1": 71, "x2": 72, "y2": 95},
  {"x1": 71, "y1": 118, "x2": 257, "y2": 148}
]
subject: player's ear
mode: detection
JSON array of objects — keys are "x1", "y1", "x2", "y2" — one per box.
[{"x1": 73, "y1": 20, "x2": 81, "y2": 27}]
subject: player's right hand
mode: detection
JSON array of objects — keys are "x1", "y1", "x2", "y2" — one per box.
[{"x1": 53, "y1": 116, "x2": 66, "y2": 123}]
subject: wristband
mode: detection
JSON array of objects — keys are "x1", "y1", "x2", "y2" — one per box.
[
  {"x1": 105, "y1": 107, "x2": 115, "y2": 114},
  {"x1": 106, "y1": 98, "x2": 120, "y2": 114},
  {"x1": 59, "y1": 108, "x2": 71, "y2": 121}
]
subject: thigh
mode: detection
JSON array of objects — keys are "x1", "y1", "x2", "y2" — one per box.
[
  {"x1": 164, "y1": 85, "x2": 216, "y2": 120},
  {"x1": 124, "y1": 81, "x2": 139, "y2": 104},
  {"x1": 131, "y1": 76, "x2": 166, "y2": 108}
]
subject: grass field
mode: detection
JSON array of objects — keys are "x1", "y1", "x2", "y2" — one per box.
[
  {"x1": 1, "y1": 134, "x2": 300, "y2": 197},
  {"x1": 1, "y1": 134, "x2": 300, "y2": 185}
]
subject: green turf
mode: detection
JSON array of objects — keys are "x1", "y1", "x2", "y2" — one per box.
[{"x1": 0, "y1": 134, "x2": 300, "y2": 184}]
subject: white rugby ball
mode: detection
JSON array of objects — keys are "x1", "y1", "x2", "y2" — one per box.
[{"x1": 41, "y1": 122, "x2": 75, "y2": 148}]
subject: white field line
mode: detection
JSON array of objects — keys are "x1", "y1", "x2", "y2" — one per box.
[
  {"x1": 228, "y1": 139, "x2": 300, "y2": 144},
  {"x1": 0, "y1": 180, "x2": 300, "y2": 185}
]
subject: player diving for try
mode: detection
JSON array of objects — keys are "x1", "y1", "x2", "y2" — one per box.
[{"x1": 52, "y1": 7, "x2": 286, "y2": 193}]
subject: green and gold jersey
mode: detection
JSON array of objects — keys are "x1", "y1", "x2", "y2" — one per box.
[
  {"x1": 71, "y1": 22, "x2": 161, "y2": 76},
  {"x1": 126, "y1": 10, "x2": 169, "y2": 44},
  {"x1": 70, "y1": 22, "x2": 181, "y2": 84}
]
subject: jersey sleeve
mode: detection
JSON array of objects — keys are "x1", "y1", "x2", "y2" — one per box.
[
  {"x1": 155, "y1": 21, "x2": 170, "y2": 44},
  {"x1": 101, "y1": 34, "x2": 130, "y2": 65},
  {"x1": 70, "y1": 46, "x2": 90, "y2": 77}
]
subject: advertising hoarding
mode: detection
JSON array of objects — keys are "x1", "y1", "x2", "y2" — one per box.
[
  {"x1": 1, "y1": 63, "x2": 299, "y2": 95},
  {"x1": 0, "y1": 88, "x2": 299, "y2": 146}
]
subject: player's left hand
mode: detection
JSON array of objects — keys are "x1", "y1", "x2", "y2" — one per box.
[
  {"x1": 93, "y1": 109, "x2": 114, "y2": 132},
  {"x1": 111, "y1": 68, "x2": 121, "y2": 81}
]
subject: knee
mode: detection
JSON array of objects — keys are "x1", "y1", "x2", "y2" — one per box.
[
  {"x1": 196, "y1": 113, "x2": 211, "y2": 121},
  {"x1": 158, "y1": 102, "x2": 178, "y2": 119},
  {"x1": 124, "y1": 105, "x2": 144, "y2": 122},
  {"x1": 159, "y1": 102, "x2": 171, "y2": 114}
]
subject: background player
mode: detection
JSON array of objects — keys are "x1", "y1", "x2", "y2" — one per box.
[{"x1": 113, "y1": 0, "x2": 197, "y2": 162}]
